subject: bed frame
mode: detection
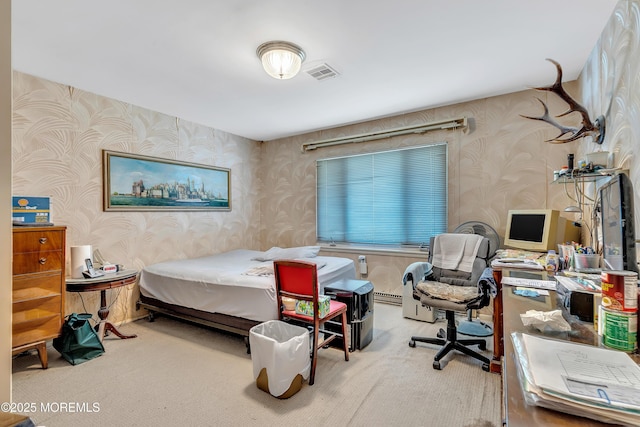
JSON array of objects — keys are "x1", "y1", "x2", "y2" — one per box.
[
  {"x1": 137, "y1": 295, "x2": 261, "y2": 349},
  {"x1": 136, "y1": 250, "x2": 357, "y2": 351}
]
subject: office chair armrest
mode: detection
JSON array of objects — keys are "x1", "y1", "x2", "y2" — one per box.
[
  {"x1": 477, "y1": 267, "x2": 497, "y2": 297},
  {"x1": 402, "y1": 262, "x2": 432, "y2": 287}
]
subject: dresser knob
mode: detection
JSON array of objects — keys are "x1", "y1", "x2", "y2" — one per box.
[
  {"x1": 39, "y1": 258, "x2": 47, "y2": 265},
  {"x1": 39, "y1": 237, "x2": 48, "y2": 244}
]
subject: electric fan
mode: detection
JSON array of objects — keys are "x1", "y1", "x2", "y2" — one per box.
[{"x1": 453, "y1": 221, "x2": 501, "y2": 259}]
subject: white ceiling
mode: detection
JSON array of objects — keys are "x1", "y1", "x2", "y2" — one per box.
[{"x1": 12, "y1": 0, "x2": 618, "y2": 142}]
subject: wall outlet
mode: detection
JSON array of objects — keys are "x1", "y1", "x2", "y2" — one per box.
[{"x1": 358, "y1": 255, "x2": 367, "y2": 275}]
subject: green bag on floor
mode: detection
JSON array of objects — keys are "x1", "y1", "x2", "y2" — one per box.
[{"x1": 53, "y1": 313, "x2": 105, "y2": 365}]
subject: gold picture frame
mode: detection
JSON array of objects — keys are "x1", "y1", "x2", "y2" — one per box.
[{"x1": 102, "y1": 150, "x2": 230, "y2": 212}]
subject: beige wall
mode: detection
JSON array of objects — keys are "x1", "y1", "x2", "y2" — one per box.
[
  {"x1": 12, "y1": 73, "x2": 262, "y2": 322},
  {"x1": 578, "y1": 0, "x2": 640, "y2": 265},
  {"x1": 13, "y1": 69, "x2": 576, "y2": 314},
  {"x1": 1, "y1": 0, "x2": 12, "y2": 404},
  {"x1": 10, "y1": 0, "x2": 640, "y2": 318},
  {"x1": 261, "y1": 88, "x2": 576, "y2": 294},
  {"x1": 261, "y1": 1, "x2": 640, "y2": 294}
]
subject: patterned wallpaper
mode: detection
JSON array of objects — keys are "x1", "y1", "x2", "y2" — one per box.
[
  {"x1": 12, "y1": 72, "x2": 262, "y2": 322},
  {"x1": 262, "y1": 1, "x2": 640, "y2": 295},
  {"x1": 579, "y1": 0, "x2": 640, "y2": 235},
  {"x1": 261, "y1": 86, "x2": 576, "y2": 295},
  {"x1": 11, "y1": 0, "x2": 640, "y2": 323}
]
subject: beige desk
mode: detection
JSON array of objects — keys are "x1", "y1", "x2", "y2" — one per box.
[{"x1": 501, "y1": 268, "x2": 640, "y2": 426}]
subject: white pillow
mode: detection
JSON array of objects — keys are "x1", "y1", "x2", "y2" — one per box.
[
  {"x1": 252, "y1": 246, "x2": 320, "y2": 261},
  {"x1": 294, "y1": 246, "x2": 321, "y2": 258}
]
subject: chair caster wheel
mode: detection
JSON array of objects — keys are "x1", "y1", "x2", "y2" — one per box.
[
  {"x1": 437, "y1": 328, "x2": 445, "y2": 339},
  {"x1": 409, "y1": 340, "x2": 416, "y2": 348},
  {"x1": 479, "y1": 342, "x2": 487, "y2": 351},
  {"x1": 433, "y1": 361, "x2": 441, "y2": 370},
  {"x1": 482, "y1": 363, "x2": 490, "y2": 372}
]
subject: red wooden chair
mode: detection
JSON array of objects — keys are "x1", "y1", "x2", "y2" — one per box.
[{"x1": 273, "y1": 260, "x2": 349, "y2": 385}]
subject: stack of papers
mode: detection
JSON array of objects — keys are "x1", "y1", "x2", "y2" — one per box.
[
  {"x1": 555, "y1": 275, "x2": 601, "y2": 292},
  {"x1": 502, "y1": 276, "x2": 557, "y2": 291},
  {"x1": 511, "y1": 333, "x2": 640, "y2": 425},
  {"x1": 491, "y1": 258, "x2": 544, "y2": 270}
]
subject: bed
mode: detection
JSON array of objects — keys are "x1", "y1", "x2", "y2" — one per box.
[{"x1": 137, "y1": 248, "x2": 356, "y2": 340}]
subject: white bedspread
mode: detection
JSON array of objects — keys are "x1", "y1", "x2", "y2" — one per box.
[{"x1": 139, "y1": 249, "x2": 356, "y2": 322}]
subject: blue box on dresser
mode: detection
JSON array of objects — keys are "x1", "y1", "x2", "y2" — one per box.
[{"x1": 12, "y1": 196, "x2": 51, "y2": 224}]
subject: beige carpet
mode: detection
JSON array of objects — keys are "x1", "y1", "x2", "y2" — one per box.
[{"x1": 11, "y1": 303, "x2": 501, "y2": 427}]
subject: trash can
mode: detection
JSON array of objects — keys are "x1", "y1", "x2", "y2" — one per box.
[{"x1": 249, "y1": 320, "x2": 311, "y2": 399}]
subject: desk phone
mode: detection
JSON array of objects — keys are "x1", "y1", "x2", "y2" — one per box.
[{"x1": 82, "y1": 258, "x2": 104, "y2": 279}]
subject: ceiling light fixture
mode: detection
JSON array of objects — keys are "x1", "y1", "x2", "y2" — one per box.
[{"x1": 257, "y1": 41, "x2": 305, "y2": 80}]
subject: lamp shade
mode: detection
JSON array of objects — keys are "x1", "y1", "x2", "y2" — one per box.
[
  {"x1": 257, "y1": 41, "x2": 305, "y2": 80},
  {"x1": 564, "y1": 205, "x2": 582, "y2": 213}
]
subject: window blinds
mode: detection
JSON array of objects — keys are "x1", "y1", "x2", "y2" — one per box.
[{"x1": 316, "y1": 143, "x2": 448, "y2": 246}]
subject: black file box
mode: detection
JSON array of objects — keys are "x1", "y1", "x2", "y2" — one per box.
[{"x1": 323, "y1": 279, "x2": 374, "y2": 351}]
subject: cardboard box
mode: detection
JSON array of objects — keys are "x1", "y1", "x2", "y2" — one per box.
[
  {"x1": 256, "y1": 368, "x2": 303, "y2": 399},
  {"x1": 12, "y1": 196, "x2": 51, "y2": 224},
  {"x1": 295, "y1": 295, "x2": 330, "y2": 318}
]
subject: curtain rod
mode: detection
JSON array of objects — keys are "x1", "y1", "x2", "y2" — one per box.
[{"x1": 301, "y1": 117, "x2": 467, "y2": 152}]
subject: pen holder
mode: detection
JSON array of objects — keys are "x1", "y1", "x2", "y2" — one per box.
[{"x1": 573, "y1": 254, "x2": 600, "y2": 270}]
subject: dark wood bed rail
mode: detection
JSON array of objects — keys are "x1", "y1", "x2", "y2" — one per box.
[{"x1": 137, "y1": 295, "x2": 261, "y2": 339}]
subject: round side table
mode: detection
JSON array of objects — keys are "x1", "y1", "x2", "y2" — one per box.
[{"x1": 66, "y1": 269, "x2": 139, "y2": 342}]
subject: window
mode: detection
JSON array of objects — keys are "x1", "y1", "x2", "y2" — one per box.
[{"x1": 316, "y1": 143, "x2": 447, "y2": 246}]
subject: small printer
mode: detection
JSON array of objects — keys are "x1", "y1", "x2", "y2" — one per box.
[
  {"x1": 567, "y1": 291, "x2": 597, "y2": 322},
  {"x1": 556, "y1": 275, "x2": 600, "y2": 322}
]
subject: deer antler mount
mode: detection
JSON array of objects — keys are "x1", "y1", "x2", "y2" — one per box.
[{"x1": 521, "y1": 58, "x2": 605, "y2": 144}]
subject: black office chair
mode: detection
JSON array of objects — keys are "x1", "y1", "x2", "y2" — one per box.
[{"x1": 409, "y1": 234, "x2": 492, "y2": 372}]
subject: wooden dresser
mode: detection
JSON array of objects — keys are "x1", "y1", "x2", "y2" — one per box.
[{"x1": 12, "y1": 226, "x2": 66, "y2": 369}]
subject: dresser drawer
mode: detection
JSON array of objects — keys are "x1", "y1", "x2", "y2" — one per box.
[
  {"x1": 13, "y1": 229, "x2": 64, "y2": 253},
  {"x1": 13, "y1": 295, "x2": 62, "y2": 324},
  {"x1": 13, "y1": 272, "x2": 62, "y2": 303},
  {"x1": 12, "y1": 226, "x2": 66, "y2": 367},
  {"x1": 13, "y1": 250, "x2": 63, "y2": 275},
  {"x1": 12, "y1": 315, "x2": 61, "y2": 348}
]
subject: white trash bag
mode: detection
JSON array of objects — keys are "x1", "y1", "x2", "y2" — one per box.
[{"x1": 249, "y1": 320, "x2": 311, "y2": 398}]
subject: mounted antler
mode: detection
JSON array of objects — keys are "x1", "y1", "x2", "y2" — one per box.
[{"x1": 521, "y1": 58, "x2": 605, "y2": 144}]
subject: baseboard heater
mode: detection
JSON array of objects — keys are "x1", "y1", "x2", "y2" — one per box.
[{"x1": 374, "y1": 291, "x2": 402, "y2": 306}]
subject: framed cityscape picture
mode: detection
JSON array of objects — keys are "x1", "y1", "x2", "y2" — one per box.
[{"x1": 102, "y1": 150, "x2": 230, "y2": 211}]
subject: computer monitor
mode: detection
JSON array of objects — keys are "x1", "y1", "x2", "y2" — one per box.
[
  {"x1": 599, "y1": 173, "x2": 638, "y2": 273},
  {"x1": 504, "y1": 209, "x2": 580, "y2": 252}
]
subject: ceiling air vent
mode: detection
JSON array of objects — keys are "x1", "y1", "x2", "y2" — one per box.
[{"x1": 306, "y1": 63, "x2": 339, "y2": 81}]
